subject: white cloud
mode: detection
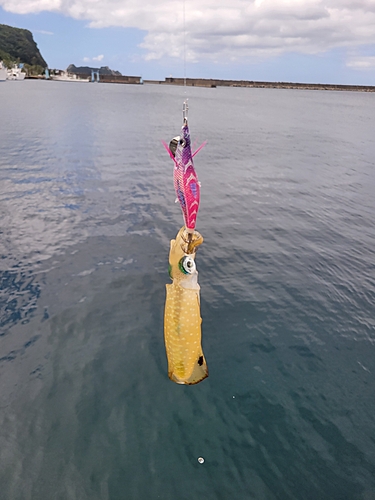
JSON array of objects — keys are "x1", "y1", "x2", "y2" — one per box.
[
  {"x1": 34, "y1": 29, "x2": 54, "y2": 35},
  {"x1": 83, "y1": 55, "x2": 104, "y2": 62},
  {"x1": 347, "y1": 55, "x2": 375, "y2": 68},
  {"x1": 2, "y1": 0, "x2": 375, "y2": 63}
]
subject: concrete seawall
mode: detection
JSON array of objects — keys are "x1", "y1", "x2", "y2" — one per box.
[
  {"x1": 29, "y1": 74, "x2": 375, "y2": 91},
  {"x1": 144, "y1": 77, "x2": 375, "y2": 92},
  {"x1": 98, "y1": 75, "x2": 141, "y2": 84}
]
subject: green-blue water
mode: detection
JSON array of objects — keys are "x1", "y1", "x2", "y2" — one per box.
[{"x1": 0, "y1": 80, "x2": 374, "y2": 499}]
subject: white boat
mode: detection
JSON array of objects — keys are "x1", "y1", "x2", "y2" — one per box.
[
  {"x1": 0, "y1": 61, "x2": 7, "y2": 82},
  {"x1": 7, "y1": 65, "x2": 26, "y2": 80}
]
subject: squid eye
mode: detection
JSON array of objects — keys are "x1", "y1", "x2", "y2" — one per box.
[
  {"x1": 179, "y1": 138, "x2": 186, "y2": 147},
  {"x1": 179, "y1": 256, "x2": 196, "y2": 274}
]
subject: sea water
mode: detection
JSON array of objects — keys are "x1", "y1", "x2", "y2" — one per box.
[{"x1": 0, "y1": 80, "x2": 374, "y2": 499}]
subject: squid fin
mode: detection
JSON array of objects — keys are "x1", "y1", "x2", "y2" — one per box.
[{"x1": 169, "y1": 353, "x2": 208, "y2": 385}]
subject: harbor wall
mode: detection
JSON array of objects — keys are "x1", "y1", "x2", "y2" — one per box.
[
  {"x1": 99, "y1": 75, "x2": 141, "y2": 84},
  {"x1": 144, "y1": 77, "x2": 375, "y2": 92}
]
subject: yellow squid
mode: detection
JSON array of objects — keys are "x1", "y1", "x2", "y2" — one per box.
[{"x1": 164, "y1": 226, "x2": 208, "y2": 385}]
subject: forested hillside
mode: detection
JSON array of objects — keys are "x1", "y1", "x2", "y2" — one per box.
[{"x1": 0, "y1": 24, "x2": 47, "y2": 67}]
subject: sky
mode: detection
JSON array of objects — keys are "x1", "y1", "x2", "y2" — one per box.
[{"x1": 1, "y1": 0, "x2": 375, "y2": 84}]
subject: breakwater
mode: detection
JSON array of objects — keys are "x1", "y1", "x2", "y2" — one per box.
[
  {"x1": 98, "y1": 74, "x2": 141, "y2": 84},
  {"x1": 144, "y1": 77, "x2": 375, "y2": 92}
]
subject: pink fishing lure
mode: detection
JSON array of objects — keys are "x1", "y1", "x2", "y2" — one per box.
[{"x1": 163, "y1": 118, "x2": 206, "y2": 232}]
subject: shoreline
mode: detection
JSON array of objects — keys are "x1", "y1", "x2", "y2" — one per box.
[{"x1": 25, "y1": 74, "x2": 375, "y2": 92}]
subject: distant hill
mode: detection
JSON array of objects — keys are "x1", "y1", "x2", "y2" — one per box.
[
  {"x1": 0, "y1": 24, "x2": 47, "y2": 67},
  {"x1": 67, "y1": 64, "x2": 122, "y2": 76}
]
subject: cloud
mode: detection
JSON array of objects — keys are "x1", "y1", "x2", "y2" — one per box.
[
  {"x1": 34, "y1": 29, "x2": 54, "y2": 35},
  {"x1": 2, "y1": 0, "x2": 375, "y2": 63},
  {"x1": 347, "y1": 55, "x2": 375, "y2": 68},
  {"x1": 83, "y1": 55, "x2": 104, "y2": 62}
]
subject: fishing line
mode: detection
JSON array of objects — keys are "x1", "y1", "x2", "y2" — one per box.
[
  {"x1": 183, "y1": 0, "x2": 186, "y2": 90},
  {"x1": 182, "y1": 0, "x2": 188, "y2": 121}
]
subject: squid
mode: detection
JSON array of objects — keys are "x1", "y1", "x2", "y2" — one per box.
[
  {"x1": 163, "y1": 102, "x2": 208, "y2": 385},
  {"x1": 164, "y1": 226, "x2": 208, "y2": 384}
]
